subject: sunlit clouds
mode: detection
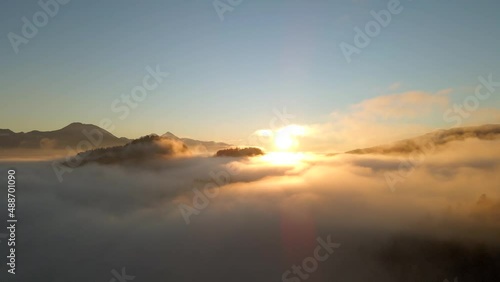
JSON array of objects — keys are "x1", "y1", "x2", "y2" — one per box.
[{"x1": 3, "y1": 136, "x2": 500, "y2": 281}]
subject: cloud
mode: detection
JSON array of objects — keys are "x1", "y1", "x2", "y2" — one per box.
[
  {"x1": 350, "y1": 90, "x2": 451, "y2": 120},
  {"x1": 460, "y1": 107, "x2": 500, "y2": 126},
  {"x1": 387, "y1": 82, "x2": 402, "y2": 91},
  {"x1": 293, "y1": 89, "x2": 458, "y2": 152},
  {"x1": 39, "y1": 138, "x2": 58, "y2": 149},
  {"x1": 1, "y1": 137, "x2": 500, "y2": 282}
]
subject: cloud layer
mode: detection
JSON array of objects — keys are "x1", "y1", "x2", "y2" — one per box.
[{"x1": 1, "y1": 138, "x2": 500, "y2": 282}]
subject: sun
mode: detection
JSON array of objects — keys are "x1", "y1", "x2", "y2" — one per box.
[
  {"x1": 273, "y1": 125, "x2": 305, "y2": 151},
  {"x1": 253, "y1": 124, "x2": 306, "y2": 153},
  {"x1": 274, "y1": 133, "x2": 294, "y2": 151}
]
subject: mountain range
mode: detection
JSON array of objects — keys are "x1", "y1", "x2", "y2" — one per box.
[
  {"x1": 346, "y1": 124, "x2": 500, "y2": 155},
  {"x1": 2, "y1": 122, "x2": 499, "y2": 158},
  {"x1": 161, "y1": 131, "x2": 230, "y2": 151},
  {"x1": 0, "y1": 122, "x2": 230, "y2": 152}
]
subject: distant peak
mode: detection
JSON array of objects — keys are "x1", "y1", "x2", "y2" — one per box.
[
  {"x1": 63, "y1": 122, "x2": 86, "y2": 129},
  {"x1": 0, "y1": 129, "x2": 14, "y2": 136},
  {"x1": 59, "y1": 122, "x2": 114, "y2": 136},
  {"x1": 62, "y1": 122, "x2": 99, "y2": 130},
  {"x1": 162, "y1": 132, "x2": 179, "y2": 139}
]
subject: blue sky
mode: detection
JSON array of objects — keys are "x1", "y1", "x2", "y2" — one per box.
[{"x1": 1, "y1": 0, "x2": 499, "y2": 143}]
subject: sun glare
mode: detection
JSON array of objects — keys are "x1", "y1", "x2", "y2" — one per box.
[
  {"x1": 260, "y1": 152, "x2": 305, "y2": 165},
  {"x1": 273, "y1": 125, "x2": 306, "y2": 151},
  {"x1": 274, "y1": 133, "x2": 294, "y2": 151}
]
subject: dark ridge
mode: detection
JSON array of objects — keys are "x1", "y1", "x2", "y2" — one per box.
[
  {"x1": 346, "y1": 124, "x2": 500, "y2": 155},
  {"x1": 63, "y1": 134, "x2": 189, "y2": 167},
  {"x1": 215, "y1": 147, "x2": 264, "y2": 158}
]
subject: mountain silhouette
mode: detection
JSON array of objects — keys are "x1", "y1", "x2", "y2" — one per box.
[
  {"x1": 346, "y1": 124, "x2": 500, "y2": 155},
  {"x1": 215, "y1": 147, "x2": 264, "y2": 158},
  {"x1": 0, "y1": 123, "x2": 231, "y2": 154},
  {"x1": 65, "y1": 134, "x2": 189, "y2": 166},
  {"x1": 0, "y1": 122, "x2": 129, "y2": 150},
  {"x1": 161, "y1": 132, "x2": 230, "y2": 152}
]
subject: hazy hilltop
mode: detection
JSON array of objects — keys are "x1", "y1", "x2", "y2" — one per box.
[
  {"x1": 161, "y1": 131, "x2": 230, "y2": 152},
  {"x1": 65, "y1": 134, "x2": 190, "y2": 167},
  {"x1": 346, "y1": 124, "x2": 500, "y2": 155},
  {"x1": 215, "y1": 147, "x2": 264, "y2": 158},
  {"x1": 62, "y1": 134, "x2": 251, "y2": 167}
]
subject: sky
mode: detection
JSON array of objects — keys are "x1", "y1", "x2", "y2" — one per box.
[{"x1": 1, "y1": 0, "x2": 500, "y2": 146}]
